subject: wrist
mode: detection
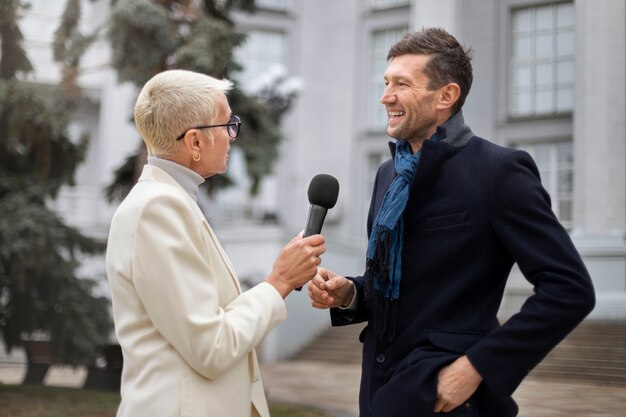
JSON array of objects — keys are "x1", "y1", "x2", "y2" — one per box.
[
  {"x1": 265, "y1": 271, "x2": 291, "y2": 299},
  {"x1": 340, "y1": 280, "x2": 356, "y2": 307},
  {"x1": 461, "y1": 355, "x2": 483, "y2": 384}
]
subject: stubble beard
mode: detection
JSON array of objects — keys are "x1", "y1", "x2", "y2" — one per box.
[{"x1": 387, "y1": 119, "x2": 432, "y2": 144}]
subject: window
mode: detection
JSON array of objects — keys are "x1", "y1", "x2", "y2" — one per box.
[
  {"x1": 235, "y1": 30, "x2": 286, "y2": 91},
  {"x1": 368, "y1": 27, "x2": 407, "y2": 130},
  {"x1": 370, "y1": 0, "x2": 410, "y2": 9},
  {"x1": 510, "y1": 2, "x2": 575, "y2": 117},
  {"x1": 517, "y1": 141, "x2": 573, "y2": 229}
]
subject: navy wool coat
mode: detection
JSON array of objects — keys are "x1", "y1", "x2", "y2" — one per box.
[{"x1": 331, "y1": 112, "x2": 595, "y2": 417}]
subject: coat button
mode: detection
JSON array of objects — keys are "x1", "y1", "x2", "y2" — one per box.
[{"x1": 376, "y1": 353, "x2": 385, "y2": 363}]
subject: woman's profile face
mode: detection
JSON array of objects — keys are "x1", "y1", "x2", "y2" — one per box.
[{"x1": 199, "y1": 94, "x2": 233, "y2": 178}]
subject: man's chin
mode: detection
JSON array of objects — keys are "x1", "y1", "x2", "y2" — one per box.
[
  {"x1": 387, "y1": 128, "x2": 406, "y2": 140},
  {"x1": 386, "y1": 127, "x2": 400, "y2": 138}
]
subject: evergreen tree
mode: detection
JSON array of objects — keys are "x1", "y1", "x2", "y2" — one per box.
[
  {"x1": 0, "y1": 0, "x2": 112, "y2": 366},
  {"x1": 105, "y1": 0, "x2": 288, "y2": 199}
]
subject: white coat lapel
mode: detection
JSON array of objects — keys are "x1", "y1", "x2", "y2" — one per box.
[{"x1": 201, "y1": 220, "x2": 242, "y2": 294}]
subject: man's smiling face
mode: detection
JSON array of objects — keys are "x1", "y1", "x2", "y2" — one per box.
[{"x1": 380, "y1": 54, "x2": 440, "y2": 149}]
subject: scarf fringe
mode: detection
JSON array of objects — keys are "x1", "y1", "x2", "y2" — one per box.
[{"x1": 365, "y1": 228, "x2": 398, "y2": 341}]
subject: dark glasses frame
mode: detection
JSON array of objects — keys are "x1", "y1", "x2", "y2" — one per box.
[{"x1": 175, "y1": 115, "x2": 242, "y2": 141}]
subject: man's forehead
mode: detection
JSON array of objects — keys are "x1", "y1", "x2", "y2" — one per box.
[{"x1": 384, "y1": 54, "x2": 430, "y2": 79}]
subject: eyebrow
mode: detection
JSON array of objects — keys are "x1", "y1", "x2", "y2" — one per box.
[{"x1": 384, "y1": 74, "x2": 412, "y2": 83}]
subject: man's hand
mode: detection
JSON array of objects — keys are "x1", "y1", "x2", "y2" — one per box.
[
  {"x1": 434, "y1": 355, "x2": 483, "y2": 413},
  {"x1": 308, "y1": 267, "x2": 355, "y2": 309}
]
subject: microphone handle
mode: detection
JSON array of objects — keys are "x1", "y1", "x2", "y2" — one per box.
[
  {"x1": 296, "y1": 205, "x2": 328, "y2": 291},
  {"x1": 304, "y1": 205, "x2": 328, "y2": 237}
]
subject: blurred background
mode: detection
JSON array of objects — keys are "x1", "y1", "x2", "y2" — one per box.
[{"x1": 0, "y1": 0, "x2": 624, "y2": 391}]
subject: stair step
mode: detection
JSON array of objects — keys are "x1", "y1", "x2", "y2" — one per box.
[
  {"x1": 531, "y1": 370, "x2": 626, "y2": 387},
  {"x1": 540, "y1": 356, "x2": 626, "y2": 366},
  {"x1": 535, "y1": 363, "x2": 626, "y2": 375},
  {"x1": 530, "y1": 322, "x2": 626, "y2": 387}
]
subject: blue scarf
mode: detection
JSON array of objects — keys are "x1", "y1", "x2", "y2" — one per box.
[{"x1": 364, "y1": 140, "x2": 421, "y2": 340}]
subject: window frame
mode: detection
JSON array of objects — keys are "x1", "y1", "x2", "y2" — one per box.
[
  {"x1": 234, "y1": 28, "x2": 288, "y2": 92},
  {"x1": 369, "y1": 0, "x2": 411, "y2": 11},
  {"x1": 499, "y1": 0, "x2": 575, "y2": 123}
]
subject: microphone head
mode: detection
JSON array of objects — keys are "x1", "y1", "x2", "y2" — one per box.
[{"x1": 307, "y1": 174, "x2": 339, "y2": 209}]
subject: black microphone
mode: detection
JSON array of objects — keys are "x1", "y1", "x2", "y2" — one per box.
[
  {"x1": 296, "y1": 174, "x2": 339, "y2": 291},
  {"x1": 304, "y1": 174, "x2": 340, "y2": 237}
]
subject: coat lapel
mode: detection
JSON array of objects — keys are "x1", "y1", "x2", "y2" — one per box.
[
  {"x1": 409, "y1": 139, "x2": 456, "y2": 193},
  {"x1": 201, "y1": 219, "x2": 242, "y2": 294}
]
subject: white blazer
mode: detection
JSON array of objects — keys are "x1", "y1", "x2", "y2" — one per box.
[{"x1": 106, "y1": 165, "x2": 286, "y2": 417}]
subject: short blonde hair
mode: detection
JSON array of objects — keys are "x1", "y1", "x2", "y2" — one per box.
[{"x1": 134, "y1": 70, "x2": 233, "y2": 158}]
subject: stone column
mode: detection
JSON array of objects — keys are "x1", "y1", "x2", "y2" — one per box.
[{"x1": 573, "y1": 0, "x2": 626, "y2": 319}]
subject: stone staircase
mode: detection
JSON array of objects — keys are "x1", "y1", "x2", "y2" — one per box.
[
  {"x1": 531, "y1": 321, "x2": 626, "y2": 387},
  {"x1": 292, "y1": 321, "x2": 626, "y2": 387},
  {"x1": 294, "y1": 322, "x2": 366, "y2": 364}
]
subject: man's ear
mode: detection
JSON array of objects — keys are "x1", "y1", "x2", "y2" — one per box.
[{"x1": 437, "y1": 83, "x2": 461, "y2": 111}]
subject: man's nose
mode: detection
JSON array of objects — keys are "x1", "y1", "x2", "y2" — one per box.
[{"x1": 380, "y1": 87, "x2": 395, "y2": 104}]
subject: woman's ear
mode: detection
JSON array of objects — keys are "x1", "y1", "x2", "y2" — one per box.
[
  {"x1": 437, "y1": 82, "x2": 461, "y2": 111},
  {"x1": 182, "y1": 129, "x2": 202, "y2": 162},
  {"x1": 182, "y1": 130, "x2": 202, "y2": 155}
]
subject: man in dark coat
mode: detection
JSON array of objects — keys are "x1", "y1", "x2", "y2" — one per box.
[{"x1": 308, "y1": 28, "x2": 595, "y2": 417}]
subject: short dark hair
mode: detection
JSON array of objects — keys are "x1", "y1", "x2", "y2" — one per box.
[{"x1": 387, "y1": 28, "x2": 473, "y2": 114}]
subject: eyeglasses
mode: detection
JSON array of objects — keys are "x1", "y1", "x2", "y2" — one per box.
[{"x1": 175, "y1": 115, "x2": 242, "y2": 141}]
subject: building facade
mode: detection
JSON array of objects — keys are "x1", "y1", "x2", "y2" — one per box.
[{"x1": 16, "y1": 0, "x2": 626, "y2": 361}]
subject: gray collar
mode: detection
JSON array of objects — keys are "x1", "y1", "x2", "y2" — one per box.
[
  {"x1": 432, "y1": 110, "x2": 474, "y2": 147},
  {"x1": 147, "y1": 156, "x2": 204, "y2": 202},
  {"x1": 388, "y1": 110, "x2": 474, "y2": 157}
]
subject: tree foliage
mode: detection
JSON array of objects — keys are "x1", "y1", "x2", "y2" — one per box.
[
  {"x1": 105, "y1": 0, "x2": 285, "y2": 197},
  {"x1": 0, "y1": 0, "x2": 32, "y2": 79},
  {"x1": 0, "y1": 0, "x2": 111, "y2": 365}
]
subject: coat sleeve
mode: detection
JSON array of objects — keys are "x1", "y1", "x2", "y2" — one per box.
[
  {"x1": 130, "y1": 193, "x2": 286, "y2": 380},
  {"x1": 466, "y1": 150, "x2": 595, "y2": 397}
]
